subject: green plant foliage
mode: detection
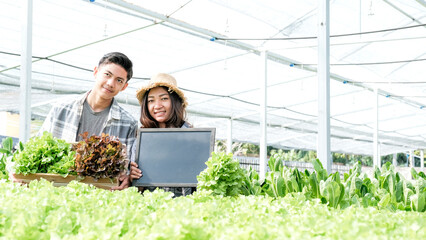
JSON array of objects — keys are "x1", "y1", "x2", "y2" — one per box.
[
  {"x1": 312, "y1": 159, "x2": 328, "y2": 182},
  {"x1": 269, "y1": 148, "x2": 318, "y2": 162},
  {"x1": 0, "y1": 137, "x2": 14, "y2": 179},
  {"x1": 241, "y1": 166, "x2": 263, "y2": 196},
  {"x1": 244, "y1": 156, "x2": 425, "y2": 212},
  {"x1": 320, "y1": 177, "x2": 344, "y2": 208},
  {"x1": 262, "y1": 155, "x2": 285, "y2": 198},
  {"x1": 0, "y1": 180, "x2": 424, "y2": 239},
  {"x1": 11, "y1": 132, "x2": 75, "y2": 176},
  {"x1": 412, "y1": 167, "x2": 426, "y2": 180},
  {"x1": 197, "y1": 152, "x2": 245, "y2": 196},
  {"x1": 72, "y1": 132, "x2": 128, "y2": 180}
]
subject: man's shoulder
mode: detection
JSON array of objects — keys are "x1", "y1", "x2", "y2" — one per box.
[
  {"x1": 55, "y1": 97, "x2": 79, "y2": 107},
  {"x1": 50, "y1": 95, "x2": 82, "y2": 112},
  {"x1": 114, "y1": 103, "x2": 138, "y2": 124}
]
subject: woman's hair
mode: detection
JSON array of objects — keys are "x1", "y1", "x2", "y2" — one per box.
[{"x1": 140, "y1": 86, "x2": 187, "y2": 128}]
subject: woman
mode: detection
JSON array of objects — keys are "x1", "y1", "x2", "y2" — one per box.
[
  {"x1": 136, "y1": 73, "x2": 190, "y2": 129},
  {"x1": 130, "y1": 73, "x2": 193, "y2": 196}
]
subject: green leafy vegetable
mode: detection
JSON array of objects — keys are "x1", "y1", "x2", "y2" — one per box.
[
  {"x1": 241, "y1": 166, "x2": 263, "y2": 196},
  {"x1": 320, "y1": 177, "x2": 344, "y2": 208},
  {"x1": 197, "y1": 152, "x2": 245, "y2": 196},
  {"x1": 11, "y1": 132, "x2": 75, "y2": 176},
  {"x1": 0, "y1": 180, "x2": 424, "y2": 239},
  {"x1": 412, "y1": 167, "x2": 426, "y2": 180},
  {"x1": 0, "y1": 137, "x2": 14, "y2": 179}
]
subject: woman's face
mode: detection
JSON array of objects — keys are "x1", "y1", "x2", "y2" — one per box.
[{"x1": 147, "y1": 87, "x2": 172, "y2": 128}]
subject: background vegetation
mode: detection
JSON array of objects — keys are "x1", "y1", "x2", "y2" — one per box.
[{"x1": 215, "y1": 140, "x2": 425, "y2": 167}]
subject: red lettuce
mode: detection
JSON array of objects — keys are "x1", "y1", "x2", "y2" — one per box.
[{"x1": 72, "y1": 132, "x2": 128, "y2": 180}]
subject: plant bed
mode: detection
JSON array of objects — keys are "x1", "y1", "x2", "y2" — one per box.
[
  {"x1": 8, "y1": 132, "x2": 128, "y2": 190},
  {"x1": 11, "y1": 173, "x2": 118, "y2": 190}
]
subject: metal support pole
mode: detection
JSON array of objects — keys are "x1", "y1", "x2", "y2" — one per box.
[
  {"x1": 373, "y1": 88, "x2": 380, "y2": 167},
  {"x1": 19, "y1": 0, "x2": 33, "y2": 143},
  {"x1": 227, "y1": 118, "x2": 232, "y2": 154},
  {"x1": 406, "y1": 152, "x2": 409, "y2": 167},
  {"x1": 392, "y1": 153, "x2": 397, "y2": 166},
  {"x1": 421, "y1": 150, "x2": 424, "y2": 172},
  {"x1": 317, "y1": 0, "x2": 331, "y2": 173},
  {"x1": 410, "y1": 150, "x2": 414, "y2": 167},
  {"x1": 259, "y1": 50, "x2": 268, "y2": 180}
]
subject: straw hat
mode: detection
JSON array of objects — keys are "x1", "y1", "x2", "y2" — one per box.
[{"x1": 136, "y1": 73, "x2": 188, "y2": 107}]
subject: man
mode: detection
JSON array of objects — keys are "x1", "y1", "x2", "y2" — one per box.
[{"x1": 39, "y1": 52, "x2": 137, "y2": 190}]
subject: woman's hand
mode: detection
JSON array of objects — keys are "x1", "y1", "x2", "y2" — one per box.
[{"x1": 129, "y1": 161, "x2": 142, "y2": 181}]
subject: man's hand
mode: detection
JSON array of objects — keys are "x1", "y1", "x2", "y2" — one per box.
[
  {"x1": 8, "y1": 172, "x2": 24, "y2": 185},
  {"x1": 111, "y1": 173, "x2": 131, "y2": 190},
  {"x1": 111, "y1": 162, "x2": 142, "y2": 190}
]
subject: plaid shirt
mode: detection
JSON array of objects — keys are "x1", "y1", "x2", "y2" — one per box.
[{"x1": 39, "y1": 91, "x2": 138, "y2": 161}]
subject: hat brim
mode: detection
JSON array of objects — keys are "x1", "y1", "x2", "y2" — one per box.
[{"x1": 136, "y1": 82, "x2": 188, "y2": 108}]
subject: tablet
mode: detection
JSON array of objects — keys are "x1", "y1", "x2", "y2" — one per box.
[{"x1": 132, "y1": 128, "x2": 216, "y2": 187}]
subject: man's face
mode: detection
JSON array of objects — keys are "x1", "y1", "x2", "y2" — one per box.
[{"x1": 93, "y1": 63, "x2": 128, "y2": 100}]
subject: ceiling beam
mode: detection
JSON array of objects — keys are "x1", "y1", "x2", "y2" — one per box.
[{"x1": 106, "y1": 0, "x2": 426, "y2": 111}]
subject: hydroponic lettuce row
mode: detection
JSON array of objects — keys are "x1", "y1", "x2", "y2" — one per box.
[
  {"x1": 72, "y1": 132, "x2": 128, "y2": 180},
  {"x1": 0, "y1": 180, "x2": 424, "y2": 239},
  {"x1": 259, "y1": 158, "x2": 425, "y2": 212},
  {"x1": 197, "y1": 152, "x2": 425, "y2": 212},
  {"x1": 11, "y1": 132, "x2": 76, "y2": 176}
]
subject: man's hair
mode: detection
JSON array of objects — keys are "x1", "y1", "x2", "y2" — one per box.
[
  {"x1": 140, "y1": 86, "x2": 186, "y2": 128},
  {"x1": 98, "y1": 52, "x2": 133, "y2": 81}
]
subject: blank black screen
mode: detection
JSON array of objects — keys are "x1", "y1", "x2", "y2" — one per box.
[{"x1": 132, "y1": 128, "x2": 215, "y2": 187}]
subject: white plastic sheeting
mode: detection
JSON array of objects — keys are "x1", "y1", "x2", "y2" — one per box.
[{"x1": 1, "y1": 0, "x2": 426, "y2": 156}]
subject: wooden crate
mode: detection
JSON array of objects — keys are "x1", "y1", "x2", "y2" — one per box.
[{"x1": 12, "y1": 173, "x2": 118, "y2": 190}]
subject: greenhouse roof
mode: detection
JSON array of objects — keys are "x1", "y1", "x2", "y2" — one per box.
[{"x1": 1, "y1": 0, "x2": 426, "y2": 156}]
